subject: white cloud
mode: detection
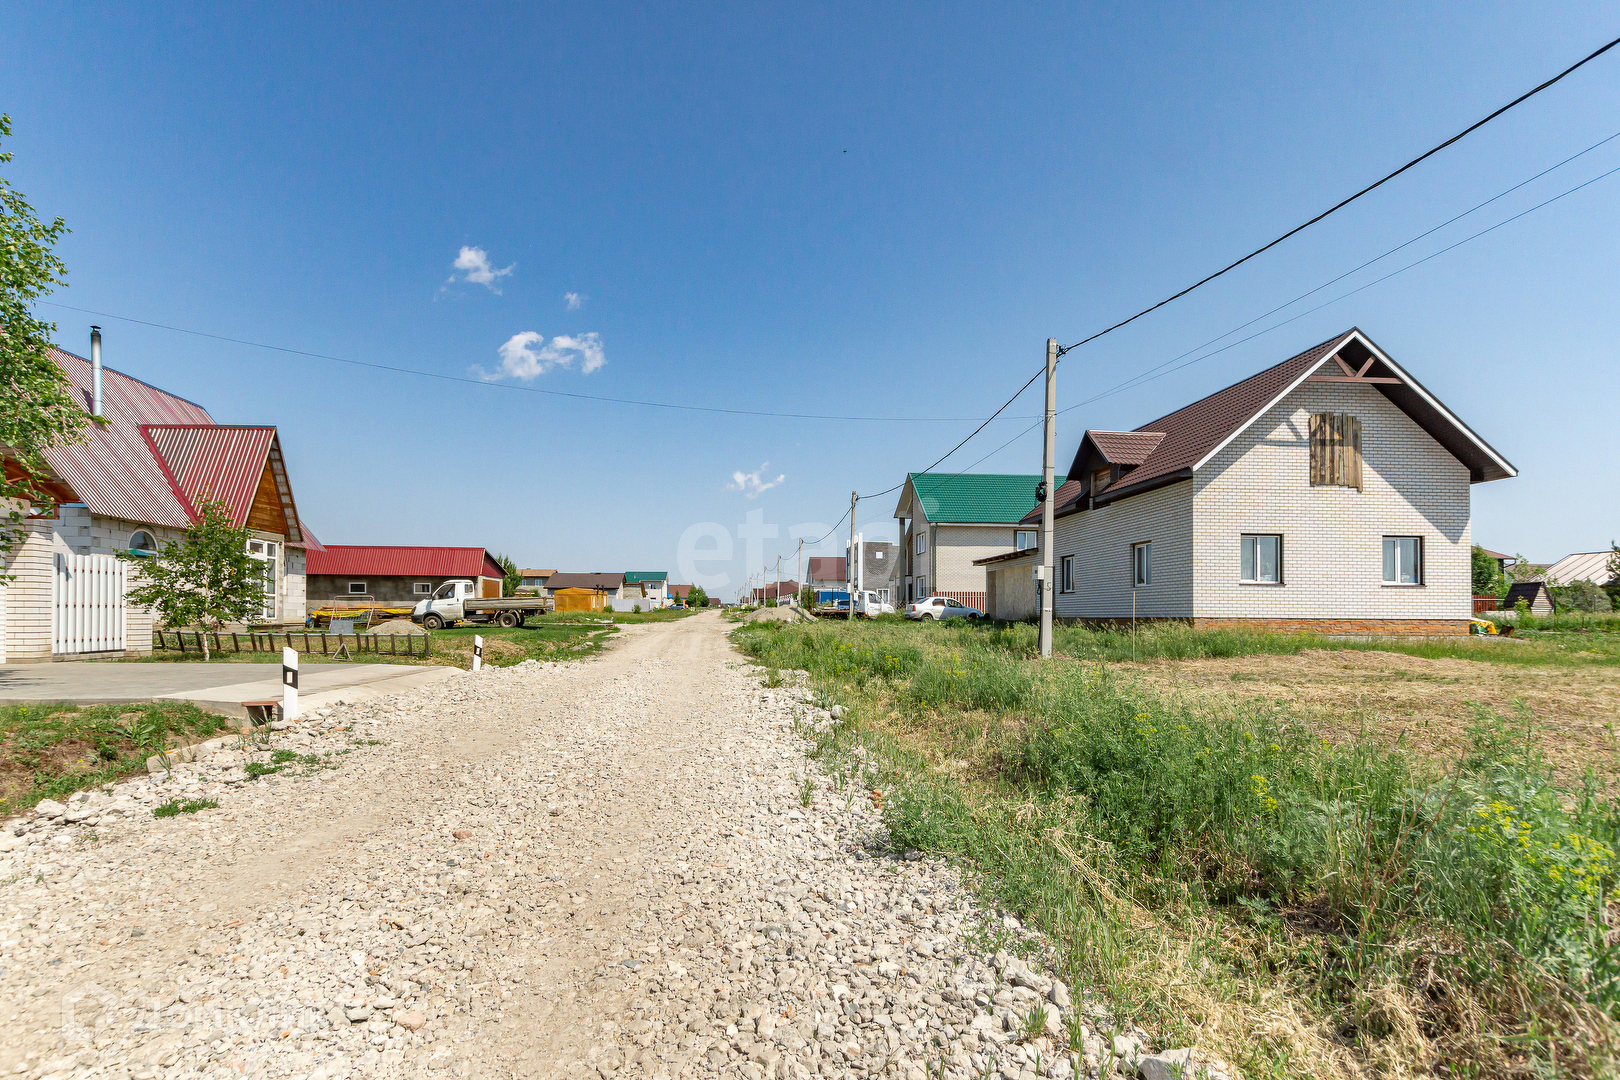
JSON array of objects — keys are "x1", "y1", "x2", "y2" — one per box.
[
  {"x1": 564, "y1": 292, "x2": 583, "y2": 310},
  {"x1": 448, "y1": 246, "x2": 515, "y2": 292},
  {"x1": 481, "y1": 331, "x2": 607, "y2": 380},
  {"x1": 727, "y1": 463, "x2": 785, "y2": 499}
]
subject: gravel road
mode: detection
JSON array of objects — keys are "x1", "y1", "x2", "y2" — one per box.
[{"x1": 1, "y1": 613, "x2": 1190, "y2": 1080}]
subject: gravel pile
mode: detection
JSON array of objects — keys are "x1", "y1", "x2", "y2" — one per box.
[{"x1": 0, "y1": 615, "x2": 1222, "y2": 1080}]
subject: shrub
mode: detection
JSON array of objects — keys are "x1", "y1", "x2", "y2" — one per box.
[{"x1": 1551, "y1": 579, "x2": 1614, "y2": 613}]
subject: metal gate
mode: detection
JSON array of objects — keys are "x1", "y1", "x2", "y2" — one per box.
[{"x1": 53, "y1": 552, "x2": 127, "y2": 655}]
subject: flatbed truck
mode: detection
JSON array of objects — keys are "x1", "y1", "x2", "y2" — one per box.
[{"x1": 410, "y1": 579, "x2": 553, "y2": 629}]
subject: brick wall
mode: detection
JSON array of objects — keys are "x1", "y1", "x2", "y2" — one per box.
[
  {"x1": 1193, "y1": 617, "x2": 1468, "y2": 636},
  {"x1": 1052, "y1": 479, "x2": 1195, "y2": 619},
  {"x1": 2, "y1": 519, "x2": 56, "y2": 662},
  {"x1": 934, "y1": 525, "x2": 1021, "y2": 597},
  {"x1": 1191, "y1": 381, "x2": 1472, "y2": 622}
]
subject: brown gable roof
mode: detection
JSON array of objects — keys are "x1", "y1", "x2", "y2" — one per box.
[
  {"x1": 808, "y1": 557, "x2": 847, "y2": 581},
  {"x1": 1087, "y1": 431, "x2": 1165, "y2": 466},
  {"x1": 548, "y1": 572, "x2": 624, "y2": 592}
]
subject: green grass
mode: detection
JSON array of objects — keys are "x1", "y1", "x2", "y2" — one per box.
[
  {"x1": 152, "y1": 797, "x2": 218, "y2": 817},
  {"x1": 737, "y1": 618, "x2": 1620, "y2": 1078},
  {"x1": 0, "y1": 700, "x2": 227, "y2": 816}
]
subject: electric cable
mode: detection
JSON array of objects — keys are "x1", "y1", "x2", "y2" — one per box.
[
  {"x1": 34, "y1": 300, "x2": 1009, "y2": 425},
  {"x1": 1055, "y1": 32, "x2": 1620, "y2": 356}
]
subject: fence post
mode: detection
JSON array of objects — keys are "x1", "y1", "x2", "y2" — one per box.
[{"x1": 281, "y1": 646, "x2": 299, "y2": 721}]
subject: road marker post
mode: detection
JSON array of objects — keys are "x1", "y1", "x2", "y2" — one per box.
[
  {"x1": 472, "y1": 635, "x2": 483, "y2": 672},
  {"x1": 281, "y1": 646, "x2": 299, "y2": 721}
]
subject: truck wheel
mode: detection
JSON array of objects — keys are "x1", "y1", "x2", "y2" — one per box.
[
  {"x1": 498, "y1": 610, "x2": 521, "y2": 628},
  {"x1": 422, "y1": 613, "x2": 445, "y2": 631}
]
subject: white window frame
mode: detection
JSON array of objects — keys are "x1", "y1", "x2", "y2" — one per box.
[
  {"x1": 1240, "y1": 534, "x2": 1283, "y2": 584},
  {"x1": 1060, "y1": 555, "x2": 1074, "y2": 593},
  {"x1": 347, "y1": 581, "x2": 368, "y2": 595},
  {"x1": 917, "y1": 575, "x2": 927, "y2": 597},
  {"x1": 1016, "y1": 530, "x2": 1036, "y2": 551},
  {"x1": 1383, "y1": 536, "x2": 1423, "y2": 585},
  {"x1": 1132, "y1": 542, "x2": 1151, "y2": 588},
  {"x1": 413, "y1": 582, "x2": 432, "y2": 595},
  {"x1": 127, "y1": 529, "x2": 158, "y2": 555},
  {"x1": 915, "y1": 532, "x2": 927, "y2": 555},
  {"x1": 246, "y1": 539, "x2": 278, "y2": 619}
]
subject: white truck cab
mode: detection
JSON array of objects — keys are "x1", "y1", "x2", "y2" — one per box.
[
  {"x1": 856, "y1": 591, "x2": 895, "y2": 616},
  {"x1": 413, "y1": 579, "x2": 478, "y2": 627}
]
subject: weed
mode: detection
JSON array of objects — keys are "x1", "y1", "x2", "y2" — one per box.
[
  {"x1": 152, "y1": 798, "x2": 218, "y2": 818},
  {"x1": 1020, "y1": 1002, "x2": 1049, "y2": 1041},
  {"x1": 764, "y1": 668, "x2": 784, "y2": 688},
  {"x1": 799, "y1": 773, "x2": 815, "y2": 808}
]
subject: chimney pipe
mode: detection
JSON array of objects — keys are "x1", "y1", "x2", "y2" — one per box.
[{"x1": 90, "y1": 326, "x2": 103, "y2": 417}]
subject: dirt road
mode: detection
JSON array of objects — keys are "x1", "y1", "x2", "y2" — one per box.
[{"x1": 0, "y1": 613, "x2": 1088, "y2": 1080}]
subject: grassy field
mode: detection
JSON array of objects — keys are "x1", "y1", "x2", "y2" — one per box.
[
  {"x1": 734, "y1": 617, "x2": 1620, "y2": 1078},
  {"x1": 0, "y1": 700, "x2": 227, "y2": 817}
]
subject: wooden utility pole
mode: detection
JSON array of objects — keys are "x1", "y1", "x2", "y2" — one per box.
[
  {"x1": 848, "y1": 491, "x2": 857, "y2": 621},
  {"x1": 796, "y1": 539, "x2": 803, "y2": 608},
  {"x1": 1039, "y1": 338, "x2": 1058, "y2": 659}
]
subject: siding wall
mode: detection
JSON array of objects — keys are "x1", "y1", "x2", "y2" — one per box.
[
  {"x1": 1191, "y1": 382, "x2": 1471, "y2": 624},
  {"x1": 1051, "y1": 480, "x2": 1196, "y2": 619}
]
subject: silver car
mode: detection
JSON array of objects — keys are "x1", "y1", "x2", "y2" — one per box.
[{"x1": 905, "y1": 596, "x2": 983, "y2": 621}]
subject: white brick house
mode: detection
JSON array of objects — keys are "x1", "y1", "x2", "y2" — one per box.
[
  {"x1": 1013, "y1": 329, "x2": 1515, "y2": 634},
  {"x1": 0, "y1": 345, "x2": 316, "y2": 661},
  {"x1": 892, "y1": 473, "x2": 1064, "y2": 609}
]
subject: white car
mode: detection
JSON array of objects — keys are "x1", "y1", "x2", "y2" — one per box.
[{"x1": 906, "y1": 596, "x2": 983, "y2": 621}]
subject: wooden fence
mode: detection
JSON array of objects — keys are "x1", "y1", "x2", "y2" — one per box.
[{"x1": 155, "y1": 629, "x2": 431, "y2": 658}]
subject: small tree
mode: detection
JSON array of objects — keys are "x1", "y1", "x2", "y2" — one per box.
[
  {"x1": 688, "y1": 584, "x2": 709, "y2": 609},
  {"x1": 496, "y1": 553, "x2": 521, "y2": 597},
  {"x1": 119, "y1": 500, "x2": 264, "y2": 660},
  {"x1": 1470, "y1": 545, "x2": 1505, "y2": 597},
  {"x1": 0, "y1": 114, "x2": 95, "y2": 566},
  {"x1": 800, "y1": 584, "x2": 815, "y2": 608}
]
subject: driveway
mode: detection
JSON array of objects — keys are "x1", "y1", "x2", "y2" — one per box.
[{"x1": 0, "y1": 661, "x2": 457, "y2": 717}]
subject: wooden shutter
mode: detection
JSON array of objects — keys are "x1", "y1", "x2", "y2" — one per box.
[{"x1": 1310, "y1": 413, "x2": 1361, "y2": 489}]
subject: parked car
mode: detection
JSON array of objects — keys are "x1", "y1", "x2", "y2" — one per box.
[{"x1": 906, "y1": 596, "x2": 983, "y2": 621}]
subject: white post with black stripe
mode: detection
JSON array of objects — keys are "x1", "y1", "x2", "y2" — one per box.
[
  {"x1": 281, "y1": 646, "x2": 299, "y2": 721},
  {"x1": 472, "y1": 634, "x2": 483, "y2": 672}
]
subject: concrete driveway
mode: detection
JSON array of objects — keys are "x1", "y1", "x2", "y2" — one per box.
[{"x1": 0, "y1": 661, "x2": 458, "y2": 717}]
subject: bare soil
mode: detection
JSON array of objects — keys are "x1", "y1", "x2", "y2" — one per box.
[{"x1": 1113, "y1": 648, "x2": 1620, "y2": 784}]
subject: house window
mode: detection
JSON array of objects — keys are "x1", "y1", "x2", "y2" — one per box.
[
  {"x1": 874, "y1": 550, "x2": 883, "y2": 560},
  {"x1": 917, "y1": 575, "x2": 927, "y2": 597},
  {"x1": 1309, "y1": 413, "x2": 1363, "y2": 489},
  {"x1": 127, "y1": 530, "x2": 158, "y2": 556},
  {"x1": 1240, "y1": 535, "x2": 1282, "y2": 584},
  {"x1": 246, "y1": 539, "x2": 277, "y2": 619},
  {"x1": 915, "y1": 532, "x2": 927, "y2": 555},
  {"x1": 1016, "y1": 531, "x2": 1036, "y2": 551},
  {"x1": 1092, "y1": 467, "x2": 1110, "y2": 493},
  {"x1": 414, "y1": 582, "x2": 432, "y2": 594},
  {"x1": 1132, "y1": 542, "x2": 1151, "y2": 587},
  {"x1": 1383, "y1": 536, "x2": 1422, "y2": 585},
  {"x1": 1060, "y1": 555, "x2": 1074, "y2": 593},
  {"x1": 348, "y1": 581, "x2": 367, "y2": 595}
]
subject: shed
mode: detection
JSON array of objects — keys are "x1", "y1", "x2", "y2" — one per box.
[{"x1": 1503, "y1": 581, "x2": 1555, "y2": 617}]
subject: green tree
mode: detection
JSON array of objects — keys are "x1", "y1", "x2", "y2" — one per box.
[
  {"x1": 119, "y1": 500, "x2": 265, "y2": 660},
  {"x1": 1470, "y1": 545, "x2": 1505, "y2": 597},
  {"x1": 688, "y1": 584, "x2": 708, "y2": 609},
  {"x1": 800, "y1": 584, "x2": 815, "y2": 609},
  {"x1": 0, "y1": 114, "x2": 94, "y2": 565},
  {"x1": 496, "y1": 553, "x2": 521, "y2": 597}
]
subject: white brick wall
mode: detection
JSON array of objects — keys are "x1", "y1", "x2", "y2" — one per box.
[
  {"x1": 2, "y1": 519, "x2": 58, "y2": 662},
  {"x1": 1052, "y1": 480, "x2": 1195, "y2": 618},
  {"x1": 1192, "y1": 382, "x2": 1471, "y2": 620},
  {"x1": 933, "y1": 525, "x2": 1021, "y2": 595}
]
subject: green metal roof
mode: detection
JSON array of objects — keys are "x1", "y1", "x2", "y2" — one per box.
[
  {"x1": 904, "y1": 472, "x2": 1065, "y2": 524},
  {"x1": 623, "y1": 570, "x2": 669, "y2": 583}
]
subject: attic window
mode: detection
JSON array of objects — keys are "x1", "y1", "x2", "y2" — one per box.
[
  {"x1": 1309, "y1": 413, "x2": 1362, "y2": 490},
  {"x1": 127, "y1": 530, "x2": 158, "y2": 556}
]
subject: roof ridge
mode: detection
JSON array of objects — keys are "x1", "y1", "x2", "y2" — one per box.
[
  {"x1": 50, "y1": 348, "x2": 214, "y2": 417},
  {"x1": 1131, "y1": 329, "x2": 1353, "y2": 433}
]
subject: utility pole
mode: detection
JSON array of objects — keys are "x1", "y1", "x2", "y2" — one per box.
[
  {"x1": 1040, "y1": 337, "x2": 1058, "y2": 659},
  {"x1": 848, "y1": 491, "x2": 857, "y2": 621},
  {"x1": 796, "y1": 539, "x2": 803, "y2": 608}
]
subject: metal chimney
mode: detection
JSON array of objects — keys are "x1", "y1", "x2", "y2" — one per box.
[{"x1": 90, "y1": 326, "x2": 103, "y2": 417}]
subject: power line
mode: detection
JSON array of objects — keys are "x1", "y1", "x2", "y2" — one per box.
[
  {"x1": 1067, "y1": 127, "x2": 1620, "y2": 411},
  {"x1": 1056, "y1": 32, "x2": 1620, "y2": 356},
  {"x1": 35, "y1": 300, "x2": 1014, "y2": 425}
]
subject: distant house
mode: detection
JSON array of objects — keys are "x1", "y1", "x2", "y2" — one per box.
[
  {"x1": 850, "y1": 540, "x2": 899, "y2": 606},
  {"x1": 518, "y1": 568, "x2": 556, "y2": 589},
  {"x1": 752, "y1": 579, "x2": 801, "y2": 604},
  {"x1": 623, "y1": 570, "x2": 670, "y2": 609},
  {"x1": 546, "y1": 572, "x2": 624, "y2": 613},
  {"x1": 893, "y1": 473, "x2": 1059, "y2": 608},
  {"x1": 1504, "y1": 581, "x2": 1555, "y2": 617},
  {"x1": 306, "y1": 547, "x2": 504, "y2": 606},
  {"x1": 1009, "y1": 328, "x2": 1515, "y2": 634},
  {"x1": 808, "y1": 557, "x2": 846, "y2": 592},
  {"x1": 1, "y1": 342, "x2": 316, "y2": 661}
]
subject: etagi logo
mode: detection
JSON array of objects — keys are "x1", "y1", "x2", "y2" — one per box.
[
  {"x1": 61, "y1": 981, "x2": 121, "y2": 1045},
  {"x1": 677, "y1": 509, "x2": 839, "y2": 592}
]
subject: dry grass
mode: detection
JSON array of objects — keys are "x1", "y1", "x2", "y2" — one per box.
[{"x1": 1111, "y1": 648, "x2": 1620, "y2": 786}]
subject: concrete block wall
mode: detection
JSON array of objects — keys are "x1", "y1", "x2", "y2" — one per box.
[
  {"x1": 1052, "y1": 479, "x2": 1195, "y2": 619},
  {"x1": 1191, "y1": 382, "x2": 1472, "y2": 623}
]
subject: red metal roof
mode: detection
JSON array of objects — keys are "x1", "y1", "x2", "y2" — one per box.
[
  {"x1": 143, "y1": 425, "x2": 274, "y2": 522},
  {"x1": 306, "y1": 546, "x2": 502, "y2": 579},
  {"x1": 809, "y1": 557, "x2": 846, "y2": 581}
]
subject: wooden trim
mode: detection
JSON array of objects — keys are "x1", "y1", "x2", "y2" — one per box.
[{"x1": 1304, "y1": 375, "x2": 1401, "y2": 383}]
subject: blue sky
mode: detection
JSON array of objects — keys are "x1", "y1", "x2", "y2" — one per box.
[{"x1": 3, "y1": 3, "x2": 1616, "y2": 594}]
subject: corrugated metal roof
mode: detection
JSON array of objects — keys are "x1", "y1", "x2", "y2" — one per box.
[
  {"x1": 900, "y1": 473, "x2": 1067, "y2": 525},
  {"x1": 1087, "y1": 431, "x2": 1166, "y2": 466},
  {"x1": 144, "y1": 425, "x2": 275, "y2": 524},
  {"x1": 809, "y1": 557, "x2": 846, "y2": 581},
  {"x1": 306, "y1": 546, "x2": 499, "y2": 578},
  {"x1": 1546, "y1": 551, "x2": 1618, "y2": 585}
]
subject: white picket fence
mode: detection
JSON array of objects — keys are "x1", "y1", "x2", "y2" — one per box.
[{"x1": 53, "y1": 552, "x2": 127, "y2": 655}]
